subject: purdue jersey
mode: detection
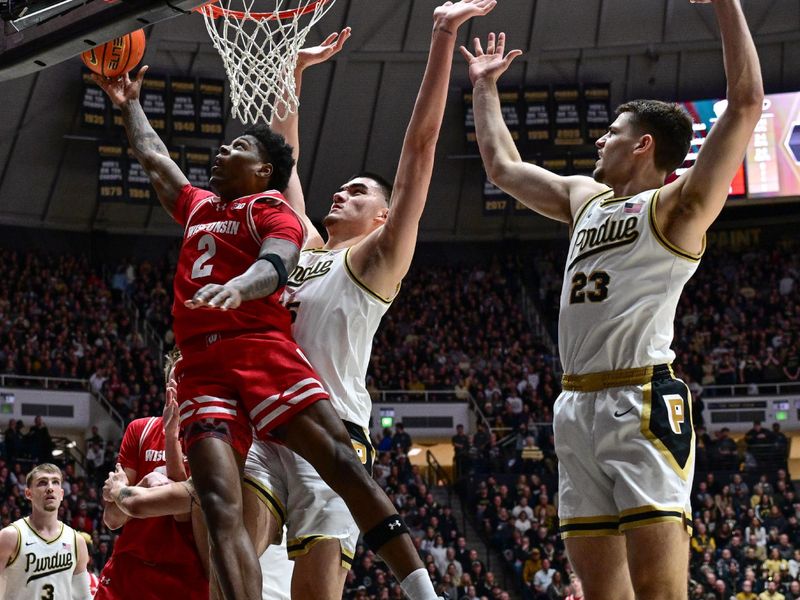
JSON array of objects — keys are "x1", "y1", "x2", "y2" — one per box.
[
  {"x1": 282, "y1": 247, "x2": 393, "y2": 428},
  {"x1": 2, "y1": 518, "x2": 78, "y2": 600},
  {"x1": 559, "y1": 188, "x2": 703, "y2": 375}
]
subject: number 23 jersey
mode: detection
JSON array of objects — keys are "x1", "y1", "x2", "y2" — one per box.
[
  {"x1": 558, "y1": 188, "x2": 703, "y2": 375},
  {"x1": 171, "y1": 184, "x2": 304, "y2": 346}
]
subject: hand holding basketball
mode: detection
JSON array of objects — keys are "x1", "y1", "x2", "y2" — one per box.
[
  {"x1": 296, "y1": 28, "x2": 352, "y2": 72},
  {"x1": 92, "y1": 65, "x2": 149, "y2": 107},
  {"x1": 460, "y1": 32, "x2": 523, "y2": 86},
  {"x1": 434, "y1": 0, "x2": 497, "y2": 29}
]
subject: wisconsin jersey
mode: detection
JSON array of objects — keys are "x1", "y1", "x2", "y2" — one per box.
[
  {"x1": 101, "y1": 417, "x2": 200, "y2": 569},
  {"x1": 2, "y1": 518, "x2": 78, "y2": 600},
  {"x1": 171, "y1": 184, "x2": 303, "y2": 346},
  {"x1": 558, "y1": 188, "x2": 703, "y2": 374},
  {"x1": 282, "y1": 248, "x2": 393, "y2": 428}
]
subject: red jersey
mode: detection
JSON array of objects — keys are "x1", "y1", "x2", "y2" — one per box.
[
  {"x1": 100, "y1": 417, "x2": 201, "y2": 568},
  {"x1": 171, "y1": 184, "x2": 304, "y2": 346}
]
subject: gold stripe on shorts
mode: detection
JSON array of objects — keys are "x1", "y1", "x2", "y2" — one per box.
[
  {"x1": 561, "y1": 365, "x2": 675, "y2": 392},
  {"x1": 618, "y1": 505, "x2": 692, "y2": 535},
  {"x1": 287, "y1": 534, "x2": 352, "y2": 570},
  {"x1": 244, "y1": 475, "x2": 286, "y2": 530},
  {"x1": 559, "y1": 515, "x2": 622, "y2": 539}
]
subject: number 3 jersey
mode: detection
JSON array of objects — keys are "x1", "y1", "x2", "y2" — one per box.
[
  {"x1": 2, "y1": 518, "x2": 79, "y2": 599},
  {"x1": 171, "y1": 184, "x2": 304, "y2": 346},
  {"x1": 558, "y1": 188, "x2": 703, "y2": 375}
]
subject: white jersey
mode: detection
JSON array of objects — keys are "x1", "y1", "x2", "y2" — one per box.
[
  {"x1": 2, "y1": 518, "x2": 78, "y2": 600},
  {"x1": 282, "y1": 247, "x2": 393, "y2": 428},
  {"x1": 558, "y1": 188, "x2": 702, "y2": 374}
]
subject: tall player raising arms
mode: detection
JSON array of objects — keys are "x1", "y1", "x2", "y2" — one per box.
[
  {"x1": 0, "y1": 464, "x2": 91, "y2": 600},
  {"x1": 92, "y1": 18, "x2": 466, "y2": 595},
  {"x1": 463, "y1": 1, "x2": 762, "y2": 599},
  {"x1": 252, "y1": 0, "x2": 497, "y2": 597}
]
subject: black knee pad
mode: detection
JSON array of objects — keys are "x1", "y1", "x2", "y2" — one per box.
[{"x1": 363, "y1": 515, "x2": 410, "y2": 554}]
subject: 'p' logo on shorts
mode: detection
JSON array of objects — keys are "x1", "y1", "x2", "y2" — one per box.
[{"x1": 663, "y1": 394, "x2": 685, "y2": 434}]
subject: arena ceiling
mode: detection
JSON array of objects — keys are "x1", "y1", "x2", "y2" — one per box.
[{"x1": 0, "y1": 0, "x2": 799, "y2": 241}]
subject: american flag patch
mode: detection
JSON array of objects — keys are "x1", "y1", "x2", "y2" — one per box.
[
  {"x1": 62, "y1": 542, "x2": 72, "y2": 551},
  {"x1": 624, "y1": 201, "x2": 643, "y2": 214}
]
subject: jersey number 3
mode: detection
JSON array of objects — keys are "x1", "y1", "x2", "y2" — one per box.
[
  {"x1": 570, "y1": 271, "x2": 610, "y2": 304},
  {"x1": 41, "y1": 584, "x2": 55, "y2": 600},
  {"x1": 191, "y1": 234, "x2": 216, "y2": 279}
]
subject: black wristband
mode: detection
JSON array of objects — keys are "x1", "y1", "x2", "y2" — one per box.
[{"x1": 257, "y1": 253, "x2": 288, "y2": 288}]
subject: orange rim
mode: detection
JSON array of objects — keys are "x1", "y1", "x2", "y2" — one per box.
[{"x1": 195, "y1": 0, "x2": 330, "y2": 20}]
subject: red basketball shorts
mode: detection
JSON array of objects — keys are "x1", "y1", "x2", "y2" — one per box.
[
  {"x1": 95, "y1": 554, "x2": 208, "y2": 600},
  {"x1": 176, "y1": 331, "x2": 329, "y2": 457}
]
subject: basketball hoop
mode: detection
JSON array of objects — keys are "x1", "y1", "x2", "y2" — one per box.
[{"x1": 196, "y1": 0, "x2": 337, "y2": 124}]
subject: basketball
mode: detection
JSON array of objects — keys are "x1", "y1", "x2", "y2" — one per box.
[{"x1": 81, "y1": 29, "x2": 146, "y2": 78}]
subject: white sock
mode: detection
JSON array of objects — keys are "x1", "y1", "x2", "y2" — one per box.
[{"x1": 400, "y1": 568, "x2": 437, "y2": 600}]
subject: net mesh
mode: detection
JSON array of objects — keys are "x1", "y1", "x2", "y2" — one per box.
[{"x1": 199, "y1": 0, "x2": 337, "y2": 124}]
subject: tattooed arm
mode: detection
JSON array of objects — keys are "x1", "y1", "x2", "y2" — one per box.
[
  {"x1": 106, "y1": 464, "x2": 196, "y2": 518},
  {"x1": 185, "y1": 237, "x2": 300, "y2": 311},
  {"x1": 93, "y1": 67, "x2": 190, "y2": 215}
]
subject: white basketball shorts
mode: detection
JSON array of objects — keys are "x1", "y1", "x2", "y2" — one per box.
[{"x1": 554, "y1": 364, "x2": 695, "y2": 538}]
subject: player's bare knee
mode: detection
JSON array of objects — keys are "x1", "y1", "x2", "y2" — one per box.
[{"x1": 198, "y1": 490, "x2": 242, "y2": 531}]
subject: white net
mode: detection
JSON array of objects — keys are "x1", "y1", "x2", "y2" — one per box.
[{"x1": 199, "y1": 0, "x2": 337, "y2": 124}]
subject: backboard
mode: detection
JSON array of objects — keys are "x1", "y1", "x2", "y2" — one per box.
[{"x1": 0, "y1": 0, "x2": 209, "y2": 81}]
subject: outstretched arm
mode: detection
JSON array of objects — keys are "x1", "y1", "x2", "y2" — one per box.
[
  {"x1": 105, "y1": 464, "x2": 195, "y2": 518},
  {"x1": 270, "y1": 30, "x2": 351, "y2": 249},
  {"x1": 101, "y1": 466, "x2": 137, "y2": 530},
  {"x1": 93, "y1": 67, "x2": 189, "y2": 217},
  {"x1": 349, "y1": 0, "x2": 500, "y2": 298},
  {"x1": 464, "y1": 35, "x2": 605, "y2": 224},
  {"x1": 659, "y1": 0, "x2": 763, "y2": 253}
]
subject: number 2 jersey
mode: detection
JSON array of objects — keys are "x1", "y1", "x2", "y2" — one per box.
[
  {"x1": 2, "y1": 518, "x2": 78, "y2": 600},
  {"x1": 558, "y1": 188, "x2": 703, "y2": 375},
  {"x1": 171, "y1": 184, "x2": 304, "y2": 346}
]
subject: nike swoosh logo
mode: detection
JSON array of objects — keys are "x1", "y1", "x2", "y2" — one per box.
[
  {"x1": 25, "y1": 542, "x2": 35, "y2": 546},
  {"x1": 613, "y1": 407, "x2": 634, "y2": 418}
]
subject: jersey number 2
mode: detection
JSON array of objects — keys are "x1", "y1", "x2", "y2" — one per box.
[
  {"x1": 570, "y1": 271, "x2": 610, "y2": 304},
  {"x1": 191, "y1": 234, "x2": 216, "y2": 279}
]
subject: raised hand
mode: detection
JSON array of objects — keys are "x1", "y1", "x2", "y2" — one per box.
[
  {"x1": 163, "y1": 389, "x2": 180, "y2": 439},
  {"x1": 434, "y1": 0, "x2": 497, "y2": 29},
  {"x1": 92, "y1": 65, "x2": 149, "y2": 107},
  {"x1": 103, "y1": 464, "x2": 128, "y2": 502},
  {"x1": 296, "y1": 28, "x2": 351, "y2": 72},
  {"x1": 460, "y1": 32, "x2": 523, "y2": 86}
]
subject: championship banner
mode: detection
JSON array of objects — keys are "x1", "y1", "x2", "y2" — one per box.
[
  {"x1": 499, "y1": 86, "x2": 522, "y2": 142},
  {"x1": 97, "y1": 143, "x2": 125, "y2": 202},
  {"x1": 141, "y1": 73, "x2": 168, "y2": 135},
  {"x1": 125, "y1": 147, "x2": 152, "y2": 203},
  {"x1": 542, "y1": 156, "x2": 570, "y2": 176},
  {"x1": 198, "y1": 78, "x2": 225, "y2": 138},
  {"x1": 524, "y1": 86, "x2": 552, "y2": 147},
  {"x1": 553, "y1": 85, "x2": 584, "y2": 145},
  {"x1": 170, "y1": 77, "x2": 198, "y2": 136},
  {"x1": 463, "y1": 90, "x2": 477, "y2": 150},
  {"x1": 571, "y1": 154, "x2": 597, "y2": 176},
  {"x1": 80, "y1": 70, "x2": 108, "y2": 129},
  {"x1": 483, "y1": 168, "x2": 509, "y2": 215},
  {"x1": 583, "y1": 83, "x2": 611, "y2": 142},
  {"x1": 185, "y1": 146, "x2": 213, "y2": 189}
]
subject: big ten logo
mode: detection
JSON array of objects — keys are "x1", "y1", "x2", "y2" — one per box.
[
  {"x1": 662, "y1": 394, "x2": 685, "y2": 435},
  {"x1": 107, "y1": 38, "x2": 125, "y2": 71}
]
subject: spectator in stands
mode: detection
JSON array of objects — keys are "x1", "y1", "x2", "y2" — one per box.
[
  {"x1": 3, "y1": 419, "x2": 19, "y2": 462},
  {"x1": 377, "y1": 427, "x2": 394, "y2": 453},
  {"x1": 27, "y1": 415, "x2": 53, "y2": 462},
  {"x1": 86, "y1": 426, "x2": 104, "y2": 449},
  {"x1": 452, "y1": 425, "x2": 468, "y2": 478},
  {"x1": 747, "y1": 422, "x2": 776, "y2": 465},
  {"x1": 565, "y1": 575, "x2": 584, "y2": 600},
  {"x1": 546, "y1": 570, "x2": 567, "y2": 600},
  {"x1": 392, "y1": 423, "x2": 412, "y2": 454},
  {"x1": 759, "y1": 579, "x2": 785, "y2": 600},
  {"x1": 532, "y1": 558, "x2": 556, "y2": 600}
]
